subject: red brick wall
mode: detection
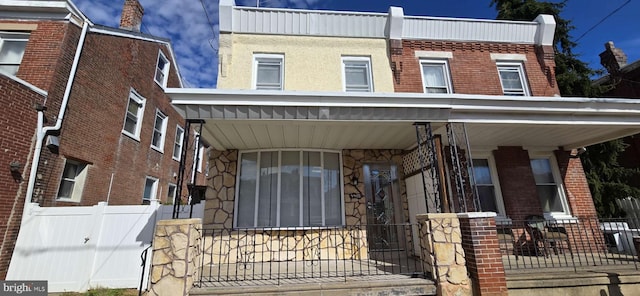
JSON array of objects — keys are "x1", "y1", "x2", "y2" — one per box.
[
  {"x1": 390, "y1": 40, "x2": 559, "y2": 96},
  {"x1": 554, "y1": 149, "x2": 598, "y2": 219},
  {"x1": 0, "y1": 76, "x2": 46, "y2": 279},
  {"x1": 493, "y1": 146, "x2": 543, "y2": 221},
  {"x1": 0, "y1": 19, "x2": 75, "y2": 280},
  {"x1": 459, "y1": 215, "x2": 508, "y2": 296},
  {"x1": 37, "y1": 31, "x2": 196, "y2": 206}
]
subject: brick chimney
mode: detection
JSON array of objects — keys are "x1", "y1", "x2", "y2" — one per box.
[
  {"x1": 119, "y1": 0, "x2": 144, "y2": 32},
  {"x1": 599, "y1": 41, "x2": 627, "y2": 75}
]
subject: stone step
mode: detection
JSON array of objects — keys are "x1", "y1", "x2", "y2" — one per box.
[{"x1": 190, "y1": 277, "x2": 436, "y2": 296}]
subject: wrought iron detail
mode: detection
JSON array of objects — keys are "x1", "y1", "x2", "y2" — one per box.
[
  {"x1": 411, "y1": 123, "x2": 443, "y2": 213},
  {"x1": 445, "y1": 123, "x2": 480, "y2": 213}
]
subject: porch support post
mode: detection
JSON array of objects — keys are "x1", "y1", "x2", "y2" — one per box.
[
  {"x1": 458, "y1": 212, "x2": 508, "y2": 296},
  {"x1": 417, "y1": 213, "x2": 471, "y2": 296},
  {"x1": 149, "y1": 218, "x2": 202, "y2": 296}
]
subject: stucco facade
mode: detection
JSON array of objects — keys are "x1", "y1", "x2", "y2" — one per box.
[{"x1": 217, "y1": 34, "x2": 394, "y2": 92}]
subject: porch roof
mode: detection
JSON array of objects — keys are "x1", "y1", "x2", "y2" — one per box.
[{"x1": 166, "y1": 88, "x2": 640, "y2": 151}]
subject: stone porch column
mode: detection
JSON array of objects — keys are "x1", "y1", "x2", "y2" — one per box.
[
  {"x1": 458, "y1": 212, "x2": 508, "y2": 296},
  {"x1": 417, "y1": 213, "x2": 471, "y2": 296},
  {"x1": 149, "y1": 218, "x2": 202, "y2": 296}
]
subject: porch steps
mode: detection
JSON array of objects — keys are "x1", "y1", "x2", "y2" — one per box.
[{"x1": 190, "y1": 276, "x2": 436, "y2": 296}]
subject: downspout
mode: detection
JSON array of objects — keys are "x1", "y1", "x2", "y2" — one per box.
[{"x1": 24, "y1": 21, "x2": 90, "y2": 205}]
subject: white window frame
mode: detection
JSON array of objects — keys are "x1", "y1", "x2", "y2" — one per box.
[
  {"x1": 471, "y1": 152, "x2": 506, "y2": 219},
  {"x1": 233, "y1": 149, "x2": 345, "y2": 229},
  {"x1": 151, "y1": 109, "x2": 168, "y2": 152},
  {"x1": 0, "y1": 31, "x2": 29, "y2": 76},
  {"x1": 496, "y1": 62, "x2": 530, "y2": 96},
  {"x1": 122, "y1": 89, "x2": 146, "y2": 141},
  {"x1": 173, "y1": 125, "x2": 184, "y2": 161},
  {"x1": 154, "y1": 50, "x2": 170, "y2": 88},
  {"x1": 341, "y1": 56, "x2": 373, "y2": 92},
  {"x1": 143, "y1": 176, "x2": 159, "y2": 204},
  {"x1": 420, "y1": 59, "x2": 453, "y2": 94},
  {"x1": 529, "y1": 152, "x2": 572, "y2": 220},
  {"x1": 167, "y1": 183, "x2": 177, "y2": 204},
  {"x1": 56, "y1": 160, "x2": 88, "y2": 203},
  {"x1": 253, "y1": 53, "x2": 284, "y2": 90}
]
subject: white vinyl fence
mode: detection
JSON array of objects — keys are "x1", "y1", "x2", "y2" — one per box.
[{"x1": 7, "y1": 201, "x2": 204, "y2": 293}]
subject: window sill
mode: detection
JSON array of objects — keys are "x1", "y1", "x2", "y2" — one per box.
[
  {"x1": 172, "y1": 156, "x2": 181, "y2": 162},
  {"x1": 122, "y1": 131, "x2": 140, "y2": 142},
  {"x1": 154, "y1": 79, "x2": 166, "y2": 90},
  {"x1": 56, "y1": 198, "x2": 81, "y2": 203},
  {"x1": 543, "y1": 212, "x2": 578, "y2": 223},
  {"x1": 151, "y1": 146, "x2": 164, "y2": 154}
]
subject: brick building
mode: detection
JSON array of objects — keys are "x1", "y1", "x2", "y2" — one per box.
[
  {"x1": 0, "y1": 0, "x2": 205, "y2": 279},
  {"x1": 164, "y1": 0, "x2": 640, "y2": 281}
]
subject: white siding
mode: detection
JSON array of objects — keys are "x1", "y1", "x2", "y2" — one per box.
[
  {"x1": 403, "y1": 17, "x2": 538, "y2": 43},
  {"x1": 233, "y1": 7, "x2": 387, "y2": 38}
]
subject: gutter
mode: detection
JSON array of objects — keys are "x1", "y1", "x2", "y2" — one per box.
[{"x1": 24, "y1": 20, "x2": 89, "y2": 205}]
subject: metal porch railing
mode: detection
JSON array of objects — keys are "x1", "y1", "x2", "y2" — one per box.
[
  {"x1": 197, "y1": 223, "x2": 424, "y2": 285},
  {"x1": 498, "y1": 217, "x2": 639, "y2": 272}
]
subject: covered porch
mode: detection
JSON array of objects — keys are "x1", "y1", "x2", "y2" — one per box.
[{"x1": 166, "y1": 89, "x2": 640, "y2": 287}]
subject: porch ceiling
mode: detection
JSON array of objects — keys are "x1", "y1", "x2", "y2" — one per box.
[
  {"x1": 196, "y1": 120, "x2": 640, "y2": 151},
  {"x1": 168, "y1": 89, "x2": 640, "y2": 151}
]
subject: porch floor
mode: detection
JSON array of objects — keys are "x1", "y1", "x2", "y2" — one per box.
[
  {"x1": 197, "y1": 253, "x2": 425, "y2": 288},
  {"x1": 501, "y1": 252, "x2": 639, "y2": 272},
  {"x1": 191, "y1": 274, "x2": 435, "y2": 295}
]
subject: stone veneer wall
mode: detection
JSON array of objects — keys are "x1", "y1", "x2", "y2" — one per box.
[
  {"x1": 149, "y1": 218, "x2": 202, "y2": 296},
  {"x1": 201, "y1": 149, "x2": 411, "y2": 266},
  {"x1": 203, "y1": 150, "x2": 238, "y2": 229},
  {"x1": 417, "y1": 213, "x2": 471, "y2": 296},
  {"x1": 201, "y1": 228, "x2": 368, "y2": 267}
]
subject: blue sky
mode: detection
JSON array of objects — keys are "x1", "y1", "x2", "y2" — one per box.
[{"x1": 73, "y1": 0, "x2": 639, "y2": 88}]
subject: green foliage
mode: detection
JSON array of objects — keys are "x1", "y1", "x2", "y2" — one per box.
[{"x1": 491, "y1": 0, "x2": 639, "y2": 217}]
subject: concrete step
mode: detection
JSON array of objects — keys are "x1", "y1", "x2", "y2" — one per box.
[{"x1": 190, "y1": 277, "x2": 436, "y2": 296}]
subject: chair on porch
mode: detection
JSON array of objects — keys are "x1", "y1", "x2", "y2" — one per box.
[{"x1": 525, "y1": 215, "x2": 573, "y2": 257}]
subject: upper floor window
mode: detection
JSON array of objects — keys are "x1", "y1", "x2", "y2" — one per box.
[
  {"x1": 0, "y1": 32, "x2": 29, "y2": 76},
  {"x1": 253, "y1": 54, "x2": 283, "y2": 90},
  {"x1": 235, "y1": 150, "x2": 343, "y2": 228},
  {"x1": 530, "y1": 153, "x2": 570, "y2": 217},
  {"x1": 497, "y1": 62, "x2": 530, "y2": 96},
  {"x1": 122, "y1": 89, "x2": 146, "y2": 140},
  {"x1": 57, "y1": 160, "x2": 88, "y2": 202},
  {"x1": 154, "y1": 50, "x2": 170, "y2": 87},
  {"x1": 420, "y1": 60, "x2": 452, "y2": 94},
  {"x1": 173, "y1": 125, "x2": 184, "y2": 161},
  {"x1": 151, "y1": 110, "x2": 168, "y2": 152},
  {"x1": 342, "y1": 57, "x2": 373, "y2": 92},
  {"x1": 472, "y1": 155, "x2": 505, "y2": 217}
]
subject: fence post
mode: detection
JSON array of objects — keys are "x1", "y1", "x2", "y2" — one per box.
[
  {"x1": 148, "y1": 218, "x2": 202, "y2": 296},
  {"x1": 458, "y1": 212, "x2": 508, "y2": 296},
  {"x1": 417, "y1": 213, "x2": 472, "y2": 296}
]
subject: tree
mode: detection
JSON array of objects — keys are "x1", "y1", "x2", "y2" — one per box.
[{"x1": 491, "y1": 0, "x2": 638, "y2": 217}]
